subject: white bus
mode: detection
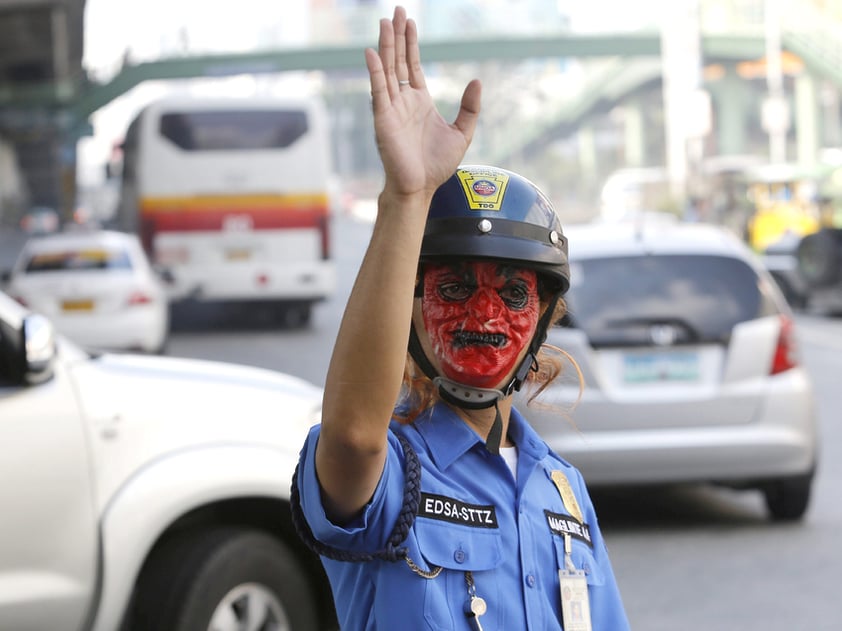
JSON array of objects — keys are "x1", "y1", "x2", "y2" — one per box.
[{"x1": 113, "y1": 95, "x2": 336, "y2": 326}]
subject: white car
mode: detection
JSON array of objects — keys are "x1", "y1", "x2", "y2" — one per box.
[
  {"x1": 518, "y1": 219, "x2": 818, "y2": 521},
  {"x1": 0, "y1": 289, "x2": 333, "y2": 631},
  {"x1": 19, "y1": 206, "x2": 61, "y2": 235},
  {"x1": 5, "y1": 229, "x2": 169, "y2": 353}
]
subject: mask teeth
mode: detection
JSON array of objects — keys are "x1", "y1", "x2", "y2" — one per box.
[{"x1": 452, "y1": 331, "x2": 506, "y2": 348}]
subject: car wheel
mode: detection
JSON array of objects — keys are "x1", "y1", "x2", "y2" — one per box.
[
  {"x1": 762, "y1": 472, "x2": 813, "y2": 522},
  {"x1": 276, "y1": 302, "x2": 312, "y2": 329},
  {"x1": 126, "y1": 527, "x2": 319, "y2": 631},
  {"x1": 797, "y1": 229, "x2": 842, "y2": 287}
]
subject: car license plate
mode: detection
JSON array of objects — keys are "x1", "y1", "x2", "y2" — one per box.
[
  {"x1": 623, "y1": 351, "x2": 700, "y2": 383},
  {"x1": 62, "y1": 299, "x2": 94, "y2": 312},
  {"x1": 225, "y1": 248, "x2": 251, "y2": 261}
]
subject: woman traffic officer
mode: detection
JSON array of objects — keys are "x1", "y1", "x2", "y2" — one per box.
[{"x1": 292, "y1": 6, "x2": 630, "y2": 630}]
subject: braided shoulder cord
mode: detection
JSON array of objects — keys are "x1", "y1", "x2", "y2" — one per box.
[{"x1": 290, "y1": 434, "x2": 422, "y2": 564}]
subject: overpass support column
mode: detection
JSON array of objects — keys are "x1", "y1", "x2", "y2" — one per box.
[
  {"x1": 711, "y1": 63, "x2": 752, "y2": 156},
  {"x1": 577, "y1": 124, "x2": 597, "y2": 185},
  {"x1": 623, "y1": 97, "x2": 646, "y2": 167},
  {"x1": 795, "y1": 72, "x2": 820, "y2": 167},
  {"x1": 820, "y1": 83, "x2": 841, "y2": 149}
]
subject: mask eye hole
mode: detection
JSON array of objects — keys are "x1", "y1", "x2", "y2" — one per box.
[
  {"x1": 438, "y1": 281, "x2": 473, "y2": 302},
  {"x1": 498, "y1": 281, "x2": 530, "y2": 310}
]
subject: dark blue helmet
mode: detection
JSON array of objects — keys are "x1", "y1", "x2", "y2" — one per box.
[{"x1": 422, "y1": 165, "x2": 570, "y2": 294}]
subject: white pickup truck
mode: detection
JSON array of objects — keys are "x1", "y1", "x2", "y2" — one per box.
[{"x1": 0, "y1": 289, "x2": 335, "y2": 631}]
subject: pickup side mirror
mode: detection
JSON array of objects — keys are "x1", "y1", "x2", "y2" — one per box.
[{"x1": 22, "y1": 313, "x2": 56, "y2": 384}]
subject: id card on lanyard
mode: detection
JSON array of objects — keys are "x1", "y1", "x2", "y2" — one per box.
[
  {"x1": 551, "y1": 470, "x2": 593, "y2": 631},
  {"x1": 560, "y1": 533, "x2": 592, "y2": 631}
]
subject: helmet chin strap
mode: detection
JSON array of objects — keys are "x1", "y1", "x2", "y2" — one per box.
[
  {"x1": 408, "y1": 326, "x2": 538, "y2": 455},
  {"x1": 407, "y1": 290, "x2": 560, "y2": 456}
]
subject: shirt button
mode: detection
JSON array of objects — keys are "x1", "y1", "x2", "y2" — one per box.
[
  {"x1": 454, "y1": 549, "x2": 466, "y2": 563},
  {"x1": 526, "y1": 574, "x2": 536, "y2": 587}
]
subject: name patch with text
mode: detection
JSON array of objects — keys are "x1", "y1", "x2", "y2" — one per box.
[
  {"x1": 545, "y1": 510, "x2": 593, "y2": 548},
  {"x1": 418, "y1": 492, "x2": 498, "y2": 528}
]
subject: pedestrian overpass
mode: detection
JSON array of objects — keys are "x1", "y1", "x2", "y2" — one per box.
[
  {"x1": 3, "y1": 12, "x2": 842, "y2": 220},
  {"x1": 69, "y1": 28, "x2": 842, "y2": 177}
]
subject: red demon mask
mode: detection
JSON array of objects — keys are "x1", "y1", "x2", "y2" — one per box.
[{"x1": 421, "y1": 261, "x2": 541, "y2": 389}]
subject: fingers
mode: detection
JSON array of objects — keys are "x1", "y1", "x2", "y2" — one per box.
[
  {"x1": 405, "y1": 16, "x2": 426, "y2": 90},
  {"x1": 365, "y1": 47, "x2": 388, "y2": 114},
  {"x1": 378, "y1": 6, "x2": 414, "y2": 95},
  {"x1": 377, "y1": 12, "x2": 398, "y2": 97},
  {"x1": 393, "y1": 9, "x2": 409, "y2": 86},
  {"x1": 453, "y1": 79, "x2": 482, "y2": 143}
]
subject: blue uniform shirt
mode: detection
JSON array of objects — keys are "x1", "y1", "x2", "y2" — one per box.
[{"x1": 296, "y1": 402, "x2": 630, "y2": 630}]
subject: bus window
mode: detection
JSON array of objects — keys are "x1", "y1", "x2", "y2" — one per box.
[{"x1": 159, "y1": 110, "x2": 309, "y2": 151}]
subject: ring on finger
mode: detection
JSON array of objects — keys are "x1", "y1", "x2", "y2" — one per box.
[{"x1": 398, "y1": 80, "x2": 410, "y2": 86}]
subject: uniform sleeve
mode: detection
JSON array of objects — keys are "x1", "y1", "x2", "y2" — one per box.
[{"x1": 295, "y1": 424, "x2": 408, "y2": 554}]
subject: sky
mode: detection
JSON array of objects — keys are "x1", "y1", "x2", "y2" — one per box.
[
  {"x1": 79, "y1": 0, "x2": 313, "y2": 186},
  {"x1": 82, "y1": 0, "x2": 667, "y2": 78},
  {"x1": 83, "y1": 0, "x2": 310, "y2": 78}
]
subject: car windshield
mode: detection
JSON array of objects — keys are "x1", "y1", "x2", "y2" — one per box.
[
  {"x1": 24, "y1": 248, "x2": 133, "y2": 272},
  {"x1": 564, "y1": 254, "x2": 777, "y2": 347}
]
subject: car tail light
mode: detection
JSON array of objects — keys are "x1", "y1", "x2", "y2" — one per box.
[
  {"x1": 770, "y1": 315, "x2": 799, "y2": 375},
  {"x1": 127, "y1": 291, "x2": 154, "y2": 306}
]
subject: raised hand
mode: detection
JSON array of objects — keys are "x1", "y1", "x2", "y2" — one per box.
[
  {"x1": 316, "y1": 6, "x2": 481, "y2": 523},
  {"x1": 365, "y1": 6, "x2": 482, "y2": 199}
]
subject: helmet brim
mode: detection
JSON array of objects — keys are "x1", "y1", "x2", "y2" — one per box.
[{"x1": 420, "y1": 217, "x2": 570, "y2": 294}]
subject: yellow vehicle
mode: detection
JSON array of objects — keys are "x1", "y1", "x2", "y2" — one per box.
[
  {"x1": 816, "y1": 164, "x2": 842, "y2": 228},
  {"x1": 743, "y1": 163, "x2": 822, "y2": 253}
]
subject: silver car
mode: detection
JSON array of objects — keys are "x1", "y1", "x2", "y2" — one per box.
[{"x1": 519, "y1": 218, "x2": 818, "y2": 521}]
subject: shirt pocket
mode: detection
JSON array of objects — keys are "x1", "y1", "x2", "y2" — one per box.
[
  {"x1": 552, "y1": 535, "x2": 606, "y2": 587},
  {"x1": 414, "y1": 519, "x2": 503, "y2": 630}
]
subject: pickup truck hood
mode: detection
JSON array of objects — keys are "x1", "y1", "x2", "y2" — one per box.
[{"x1": 66, "y1": 350, "x2": 323, "y2": 507}]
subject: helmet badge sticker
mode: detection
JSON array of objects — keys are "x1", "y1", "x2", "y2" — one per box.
[{"x1": 457, "y1": 168, "x2": 510, "y2": 211}]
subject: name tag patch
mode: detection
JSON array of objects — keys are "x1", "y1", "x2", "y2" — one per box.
[
  {"x1": 545, "y1": 510, "x2": 593, "y2": 548},
  {"x1": 418, "y1": 492, "x2": 498, "y2": 528}
]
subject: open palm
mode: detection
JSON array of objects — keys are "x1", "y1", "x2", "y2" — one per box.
[{"x1": 365, "y1": 7, "x2": 481, "y2": 198}]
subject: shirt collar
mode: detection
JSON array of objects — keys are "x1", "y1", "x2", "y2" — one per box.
[
  {"x1": 413, "y1": 401, "x2": 549, "y2": 470},
  {"x1": 507, "y1": 405, "x2": 550, "y2": 461}
]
